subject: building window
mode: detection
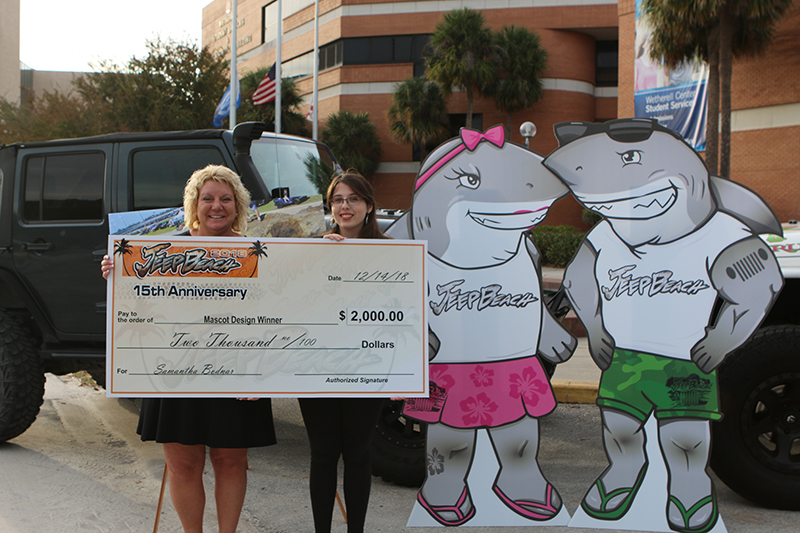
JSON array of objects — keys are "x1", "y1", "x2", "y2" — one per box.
[
  {"x1": 23, "y1": 152, "x2": 105, "y2": 222},
  {"x1": 319, "y1": 41, "x2": 343, "y2": 71},
  {"x1": 283, "y1": 52, "x2": 314, "y2": 79},
  {"x1": 262, "y1": 0, "x2": 315, "y2": 45},
  {"x1": 341, "y1": 35, "x2": 430, "y2": 71},
  {"x1": 284, "y1": 35, "x2": 430, "y2": 79},
  {"x1": 596, "y1": 40, "x2": 619, "y2": 87},
  {"x1": 262, "y1": 2, "x2": 279, "y2": 45}
]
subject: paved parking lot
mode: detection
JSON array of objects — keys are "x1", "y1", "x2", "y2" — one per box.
[{"x1": 0, "y1": 373, "x2": 797, "y2": 532}]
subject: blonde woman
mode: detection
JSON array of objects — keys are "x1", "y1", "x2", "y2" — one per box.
[{"x1": 102, "y1": 165, "x2": 276, "y2": 533}]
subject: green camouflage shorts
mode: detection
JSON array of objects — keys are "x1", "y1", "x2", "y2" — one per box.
[{"x1": 597, "y1": 348, "x2": 722, "y2": 422}]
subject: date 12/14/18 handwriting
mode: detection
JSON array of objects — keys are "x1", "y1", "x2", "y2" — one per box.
[{"x1": 346, "y1": 270, "x2": 411, "y2": 283}]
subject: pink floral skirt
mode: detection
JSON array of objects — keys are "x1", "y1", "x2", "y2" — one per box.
[{"x1": 403, "y1": 357, "x2": 556, "y2": 429}]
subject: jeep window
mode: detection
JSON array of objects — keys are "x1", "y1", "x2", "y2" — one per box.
[
  {"x1": 131, "y1": 147, "x2": 226, "y2": 210},
  {"x1": 251, "y1": 139, "x2": 335, "y2": 198},
  {"x1": 23, "y1": 152, "x2": 104, "y2": 222}
]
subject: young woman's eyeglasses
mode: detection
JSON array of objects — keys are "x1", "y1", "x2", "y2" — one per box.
[{"x1": 331, "y1": 195, "x2": 363, "y2": 207}]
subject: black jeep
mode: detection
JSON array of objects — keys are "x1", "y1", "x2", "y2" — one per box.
[{"x1": 0, "y1": 123, "x2": 335, "y2": 441}]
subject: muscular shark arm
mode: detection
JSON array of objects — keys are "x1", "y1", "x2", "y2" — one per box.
[
  {"x1": 691, "y1": 237, "x2": 784, "y2": 373},
  {"x1": 524, "y1": 235, "x2": 578, "y2": 364},
  {"x1": 563, "y1": 240, "x2": 615, "y2": 370}
]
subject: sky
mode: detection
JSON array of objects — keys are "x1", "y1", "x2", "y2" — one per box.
[{"x1": 20, "y1": 0, "x2": 212, "y2": 72}]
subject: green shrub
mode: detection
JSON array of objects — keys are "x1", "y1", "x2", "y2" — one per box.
[
  {"x1": 528, "y1": 225, "x2": 585, "y2": 267},
  {"x1": 581, "y1": 209, "x2": 602, "y2": 228}
]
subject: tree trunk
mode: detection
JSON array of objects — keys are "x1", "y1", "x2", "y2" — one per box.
[
  {"x1": 719, "y1": 3, "x2": 734, "y2": 179},
  {"x1": 706, "y1": 25, "x2": 720, "y2": 176},
  {"x1": 466, "y1": 86, "x2": 474, "y2": 129}
]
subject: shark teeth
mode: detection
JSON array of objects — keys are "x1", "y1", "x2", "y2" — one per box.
[
  {"x1": 468, "y1": 210, "x2": 547, "y2": 230},
  {"x1": 584, "y1": 186, "x2": 676, "y2": 219}
]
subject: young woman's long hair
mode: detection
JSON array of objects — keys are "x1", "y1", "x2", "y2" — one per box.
[{"x1": 325, "y1": 169, "x2": 388, "y2": 239}]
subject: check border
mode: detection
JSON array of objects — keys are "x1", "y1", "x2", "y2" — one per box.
[{"x1": 106, "y1": 236, "x2": 428, "y2": 398}]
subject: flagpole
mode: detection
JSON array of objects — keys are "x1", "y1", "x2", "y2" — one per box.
[
  {"x1": 276, "y1": 0, "x2": 282, "y2": 133},
  {"x1": 230, "y1": 0, "x2": 238, "y2": 128},
  {"x1": 312, "y1": 0, "x2": 319, "y2": 140}
]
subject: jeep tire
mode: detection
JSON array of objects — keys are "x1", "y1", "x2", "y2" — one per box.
[
  {"x1": 371, "y1": 399, "x2": 426, "y2": 487},
  {"x1": 711, "y1": 325, "x2": 800, "y2": 510},
  {"x1": 0, "y1": 309, "x2": 45, "y2": 442}
]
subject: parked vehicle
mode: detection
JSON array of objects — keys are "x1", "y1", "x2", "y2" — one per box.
[
  {"x1": 0, "y1": 123, "x2": 335, "y2": 442},
  {"x1": 709, "y1": 222, "x2": 800, "y2": 510}
]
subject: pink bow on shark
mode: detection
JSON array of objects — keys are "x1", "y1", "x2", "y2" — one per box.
[
  {"x1": 461, "y1": 125, "x2": 505, "y2": 151},
  {"x1": 414, "y1": 125, "x2": 507, "y2": 190}
]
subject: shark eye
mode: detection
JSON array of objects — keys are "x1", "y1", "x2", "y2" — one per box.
[
  {"x1": 458, "y1": 174, "x2": 480, "y2": 189},
  {"x1": 619, "y1": 150, "x2": 643, "y2": 166},
  {"x1": 445, "y1": 167, "x2": 481, "y2": 189}
]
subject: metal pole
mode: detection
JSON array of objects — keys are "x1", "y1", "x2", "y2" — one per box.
[
  {"x1": 312, "y1": 0, "x2": 319, "y2": 140},
  {"x1": 275, "y1": 0, "x2": 282, "y2": 133},
  {"x1": 230, "y1": 0, "x2": 238, "y2": 128}
]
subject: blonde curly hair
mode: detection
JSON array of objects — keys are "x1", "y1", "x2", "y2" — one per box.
[{"x1": 183, "y1": 164, "x2": 251, "y2": 234}]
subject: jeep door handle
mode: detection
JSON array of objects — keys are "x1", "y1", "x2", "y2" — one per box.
[{"x1": 20, "y1": 241, "x2": 54, "y2": 252}]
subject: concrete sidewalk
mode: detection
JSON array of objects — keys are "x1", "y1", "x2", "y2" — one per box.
[{"x1": 542, "y1": 267, "x2": 600, "y2": 405}]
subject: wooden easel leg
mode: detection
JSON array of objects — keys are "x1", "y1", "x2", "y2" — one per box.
[
  {"x1": 153, "y1": 463, "x2": 168, "y2": 533},
  {"x1": 335, "y1": 489, "x2": 347, "y2": 523}
]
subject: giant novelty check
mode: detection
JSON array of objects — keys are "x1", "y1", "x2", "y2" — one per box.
[{"x1": 105, "y1": 236, "x2": 428, "y2": 397}]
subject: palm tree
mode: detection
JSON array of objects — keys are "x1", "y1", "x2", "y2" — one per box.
[
  {"x1": 643, "y1": 0, "x2": 794, "y2": 178},
  {"x1": 113, "y1": 238, "x2": 133, "y2": 276},
  {"x1": 303, "y1": 153, "x2": 336, "y2": 196},
  {"x1": 490, "y1": 26, "x2": 548, "y2": 134},
  {"x1": 387, "y1": 77, "x2": 449, "y2": 161},
  {"x1": 425, "y1": 8, "x2": 499, "y2": 129},
  {"x1": 238, "y1": 69, "x2": 310, "y2": 137},
  {"x1": 321, "y1": 111, "x2": 381, "y2": 178},
  {"x1": 248, "y1": 241, "x2": 268, "y2": 277}
]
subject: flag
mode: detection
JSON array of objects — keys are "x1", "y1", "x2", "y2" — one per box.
[
  {"x1": 253, "y1": 63, "x2": 277, "y2": 105},
  {"x1": 306, "y1": 105, "x2": 314, "y2": 122},
  {"x1": 212, "y1": 83, "x2": 241, "y2": 128}
]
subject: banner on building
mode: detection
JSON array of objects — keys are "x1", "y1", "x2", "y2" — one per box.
[{"x1": 634, "y1": 0, "x2": 709, "y2": 151}]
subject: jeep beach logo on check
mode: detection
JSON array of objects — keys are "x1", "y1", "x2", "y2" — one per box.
[{"x1": 113, "y1": 239, "x2": 263, "y2": 279}]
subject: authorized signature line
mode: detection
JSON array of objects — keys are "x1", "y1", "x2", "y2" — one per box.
[{"x1": 294, "y1": 373, "x2": 415, "y2": 376}]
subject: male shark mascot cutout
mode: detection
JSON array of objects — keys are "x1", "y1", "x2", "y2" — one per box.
[
  {"x1": 388, "y1": 125, "x2": 577, "y2": 526},
  {"x1": 543, "y1": 118, "x2": 783, "y2": 533}
]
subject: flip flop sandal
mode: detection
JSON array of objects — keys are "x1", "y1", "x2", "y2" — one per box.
[
  {"x1": 667, "y1": 490, "x2": 718, "y2": 533},
  {"x1": 417, "y1": 486, "x2": 475, "y2": 526},
  {"x1": 493, "y1": 482, "x2": 561, "y2": 520},
  {"x1": 581, "y1": 462, "x2": 648, "y2": 520}
]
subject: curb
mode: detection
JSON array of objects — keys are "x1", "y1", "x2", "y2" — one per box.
[{"x1": 551, "y1": 379, "x2": 598, "y2": 404}]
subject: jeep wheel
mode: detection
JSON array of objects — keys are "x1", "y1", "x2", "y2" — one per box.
[
  {"x1": 711, "y1": 325, "x2": 800, "y2": 510},
  {"x1": 0, "y1": 310, "x2": 45, "y2": 442},
  {"x1": 371, "y1": 399, "x2": 425, "y2": 487}
]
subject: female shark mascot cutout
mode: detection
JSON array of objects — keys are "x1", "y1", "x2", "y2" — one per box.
[
  {"x1": 543, "y1": 118, "x2": 784, "y2": 533},
  {"x1": 387, "y1": 125, "x2": 577, "y2": 526}
]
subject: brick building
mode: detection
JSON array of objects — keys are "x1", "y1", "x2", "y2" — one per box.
[{"x1": 202, "y1": 0, "x2": 800, "y2": 225}]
